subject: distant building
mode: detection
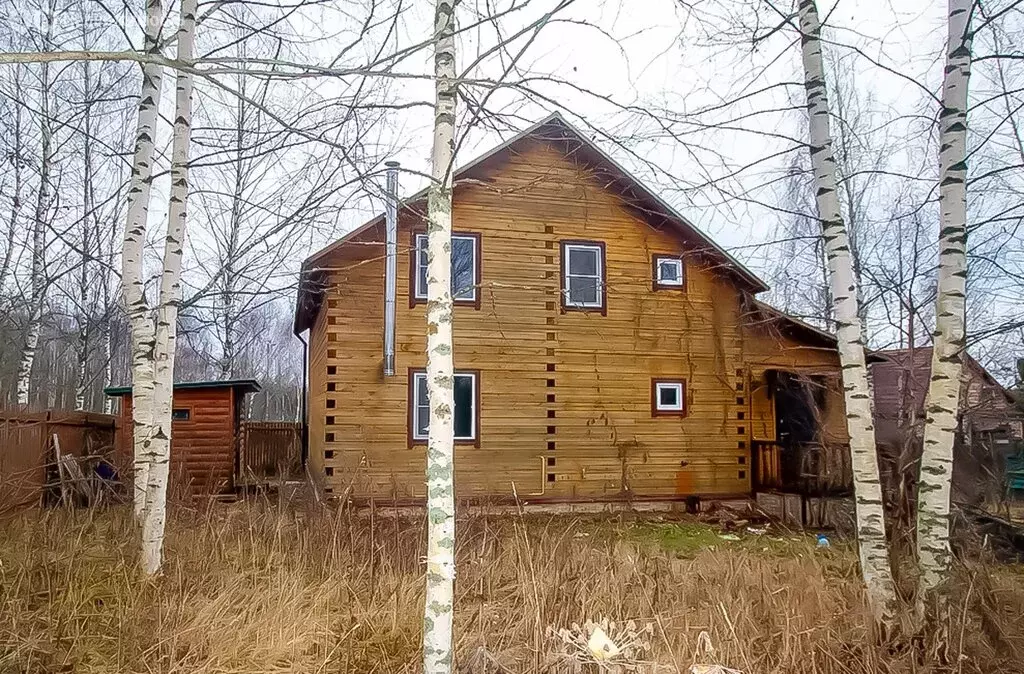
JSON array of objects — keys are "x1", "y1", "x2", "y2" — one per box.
[{"x1": 870, "y1": 348, "x2": 1023, "y2": 506}]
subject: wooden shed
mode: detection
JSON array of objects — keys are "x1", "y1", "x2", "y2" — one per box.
[{"x1": 106, "y1": 379, "x2": 260, "y2": 495}]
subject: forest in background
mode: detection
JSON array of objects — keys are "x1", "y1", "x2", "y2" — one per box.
[{"x1": 0, "y1": 0, "x2": 1020, "y2": 414}]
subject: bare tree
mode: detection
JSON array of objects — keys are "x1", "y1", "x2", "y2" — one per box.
[
  {"x1": 917, "y1": 0, "x2": 974, "y2": 597},
  {"x1": 16, "y1": 0, "x2": 56, "y2": 406},
  {"x1": 796, "y1": 0, "x2": 896, "y2": 620},
  {"x1": 422, "y1": 1, "x2": 458, "y2": 671},
  {"x1": 122, "y1": 0, "x2": 166, "y2": 519}
]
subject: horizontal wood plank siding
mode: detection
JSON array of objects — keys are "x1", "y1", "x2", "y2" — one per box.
[
  {"x1": 311, "y1": 139, "x2": 844, "y2": 501},
  {"x1": 121, "y1": 388, "x2": 237, "y2": 494}
]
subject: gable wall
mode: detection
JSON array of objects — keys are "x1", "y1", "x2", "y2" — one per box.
[{"x1": 311, "y1": 139, "x2": 844, "y2": 501}]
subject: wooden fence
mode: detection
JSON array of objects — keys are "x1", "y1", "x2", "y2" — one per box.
[
  {"x1": 0, "y1": 410, "x2": 119, "y2": 513},
  {"x1": 239, "y1": 421, "x2": 302, "y2": 485}
]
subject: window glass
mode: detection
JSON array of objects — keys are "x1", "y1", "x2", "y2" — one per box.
[
  {"x1": 417, "y1": 239, "x2": 428, "y2": 298},
  {"x1": 659, "y1": 386, "x2": 678, "y2": 408},
  {"x1": 563, "y1": 243, "x2": 603, "y2": 307},
  {"x1": 452, "y1": 237, "x2": 475, "y2": 299},
  {"x1": 415, "y1": 375, "x2": 429, "y2": 437},
  {"x1": 453, "y1": 375, "x2": 474, "y2": 438},
  {"x1": 568, "y1": 247, "x2": 598, "y2": 275},
  {"x1": 659, "y1": 259, "x2": 680, "y2": 282},
  {"x1": 414, "y1": 372, "x2": 475, "y2": 440},
  {"x1": 172, "y1": 408, "x2": 190, "y2": 421},
  {"x1": 567, "y1": 277, "x2": 598, "y2": 305},
  {"x1": 415, "y1": 234, "x2": 477, "y2": 301}
]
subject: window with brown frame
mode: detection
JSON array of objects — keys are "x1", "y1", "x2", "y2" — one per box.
[
  {"x1": 560, "y1": 240, "x2": 606, "y2": 314},
  {"x1": 651, "y1": 379, "x2": 687, "y2": 417},
  {"x1": 410, "y1": 230, "x2": 481, "y2": 308},
  {"x1": 652, "y1": 254, "x2": 685, "y2": 290},
  {"x1": 408, "y1": 368, "x2": 480, "y2": 446}
]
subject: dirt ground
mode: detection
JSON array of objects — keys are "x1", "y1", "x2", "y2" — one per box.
[{"x1": 1, "y1": 501, "x2": 1023, "y2": 673}]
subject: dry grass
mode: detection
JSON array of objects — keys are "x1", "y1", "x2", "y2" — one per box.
[{"x1": 1, "y1": 499, "x2": 1023, "y2": 674}]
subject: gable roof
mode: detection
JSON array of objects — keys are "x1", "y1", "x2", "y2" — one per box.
[
  {"x1": 869, "y1": 347, "x2": 1016, "y2": 406},
  {"x1": 294, "y1": 112, "x2": 769, "y2": 334}
]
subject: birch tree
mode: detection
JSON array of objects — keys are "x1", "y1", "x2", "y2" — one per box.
[
  {"x1": 16, "y1": 1, "x2": 55, "y2": 407},
  {"x1": 75, "y1": 57, "x2": 98, "y2": 411},
  {"x1": 0, "y1": 65, "x2": 25, "y2": 294},
  {"x1": 796, "y1": 0, "x2": 896, "y2": 620},
  {"x1": 422, "y1": 0, "x2": 458, "y2": 671},
  {"x1": 139, "y1": 0, "x2": 197, "y2": 576},
  {"x1": 122, "y1": 0, "x2": 165, "y2": 519},
  {"x1": 916, "y1": 0, "x2": 973, "y2": 595}
]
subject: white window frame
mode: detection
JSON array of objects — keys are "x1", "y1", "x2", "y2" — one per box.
[
  {"x1": 655, "y1": 256, "x2": 684, "y2": 287},
  {"x1": 562, "y1": 242, "x2": 604, "y2": 309},
  {"x1": 654, "y1": 381, "x2": 684, "y2": 412},
  {"x1": 412, "y1": 371, "x2": 477, "y2": 441},
  {"x1": 414, "y1": 233, "x2": 478, "y2": 302}
]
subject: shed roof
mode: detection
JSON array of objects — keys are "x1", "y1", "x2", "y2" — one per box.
[
  {"x1": 294, "y1": 112, "x2": 770, "y2": 334},
  {"x1": 104, "y1": 379, "x2": 261, "y2": 397}
]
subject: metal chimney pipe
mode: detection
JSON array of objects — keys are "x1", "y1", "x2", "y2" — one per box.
[{"x1": 383, "y1": 160, "x2": 400, "y2": 377}]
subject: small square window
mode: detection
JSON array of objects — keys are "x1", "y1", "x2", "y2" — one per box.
[
  {"x1": 653, "y1": 380, "x2": 686, "y2": 416},
  {"x1": 653, "y1": 255, "x2": 685, "y2": 289},
  {"x1": 172, "y1": 408, "x2": 190, "y2": 421}
]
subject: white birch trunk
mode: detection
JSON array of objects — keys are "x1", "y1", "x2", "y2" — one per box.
[
  {"x1": 422, "y1": 1, "x2": 458, "y2": 672},
  {"x1": 0, "y1": 66, "x2": 24, "y2": 291},
  {"x1": 797, "y1": 0, "x2": 896, "y2": 620},
  {"x1": 76, "y1": 61, "x2": 97, "y2": 412},
  {"x1": 122, "y1": 0, "x2": 165, "y2": 519},
  {"x1": 917, "y1": 0, "x2": 972, "y2": 595},
  {"x1": 140, "y1": 0, "x2": 196, "y2": 577},
  {"x1": 17, "y1": 52, "x2": 53, "y2": 409}
]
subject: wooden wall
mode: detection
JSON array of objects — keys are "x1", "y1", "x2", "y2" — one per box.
[
  {"x1": 0, "y1": 410, "x2": 118, "y2": 513},
  {"x1": 310, "y1": 139, "x2": 845, "y2": 502},
  {"x1": 118, "y1": 388, "x2": 238, "y2": 494}
]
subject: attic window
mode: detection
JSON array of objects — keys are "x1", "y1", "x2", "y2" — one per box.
[
  {"x1": 652, "y1": 254, "x2": 685, "y2": 290},
  {"x1": 561, "y1": 241, "x2": 606, "y2": 313},
  {"x1": 412, "y1": 232, "x2": 480, "y2": 306}
]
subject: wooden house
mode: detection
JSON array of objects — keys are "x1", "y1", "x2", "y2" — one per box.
[
  {"x1": 294, "y1": 113, "x2": 850, "y2": 503},
  {"x1": 106, "y1": 379, "x2": 260, "y2": 494},
  {"x1": 870, "y1": 348, "x2": 1023, "y2": 505}
]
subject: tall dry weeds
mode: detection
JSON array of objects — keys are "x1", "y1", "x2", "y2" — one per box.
[{"x1": 1, "y1": 499, "x2": 1022, "y2": 673}]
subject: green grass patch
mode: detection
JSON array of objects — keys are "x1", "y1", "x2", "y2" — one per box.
[{"x1": 623, "y1": 520, "x2": 833, "y2": 558}]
